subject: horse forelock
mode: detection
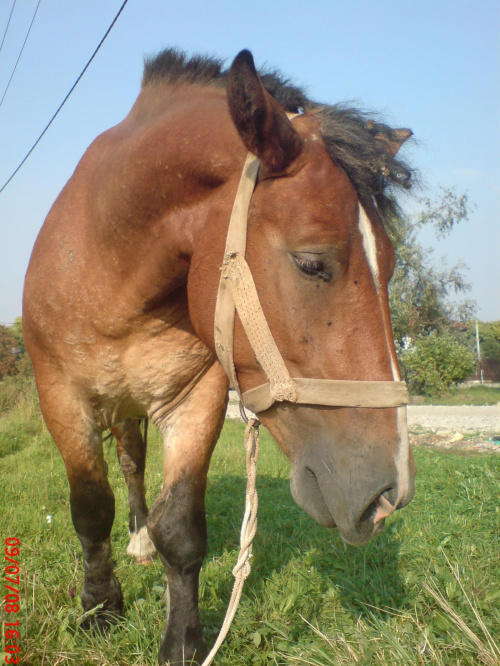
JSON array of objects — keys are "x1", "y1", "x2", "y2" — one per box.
[{"x1": 142, "y1": 48, "x2": 415, "y2": 224}]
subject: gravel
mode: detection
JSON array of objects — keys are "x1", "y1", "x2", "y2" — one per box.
[{"x1": 407, "y1": 404, "x2": 500, "y2": 433}]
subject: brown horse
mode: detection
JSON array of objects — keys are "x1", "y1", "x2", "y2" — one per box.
[{"x1": 23, "y1": 48, "x2": 416, "y2": 664}]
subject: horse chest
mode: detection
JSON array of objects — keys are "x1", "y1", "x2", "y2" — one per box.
[{"x1": 70, "y1": 313, "x2": 215, "y2": 429}]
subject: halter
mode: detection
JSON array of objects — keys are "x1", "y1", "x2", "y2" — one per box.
[{"x1": 214, "y1": 152, "x2": 409, "y2": 413}]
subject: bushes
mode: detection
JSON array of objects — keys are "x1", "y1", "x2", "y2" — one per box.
[
  {"x1": 0, "y1": 325, "x2": 19, "y2": 379},
  {"x1": 0, "y1": 348, "x2": 41, "y2": 457},
  {"x1": 400, "y1": 332, "x2": 476, "y2": 396},
  {"x1": 0, "y1": 373, "x2": 38, "y2": 413}
]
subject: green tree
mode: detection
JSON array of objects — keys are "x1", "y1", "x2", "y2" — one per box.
[
  {"x1": 388, "y1": 187, "x2": 476, "y2": 346},
  {"x1": 474, "y1": 321, "x2": 500, "y2": 362},
  {"x1": 387, "y1": 187, "x2": 478, "y2": 393}
]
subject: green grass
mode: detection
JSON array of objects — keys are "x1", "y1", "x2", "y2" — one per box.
[
  {"x1": 0, "y1": 405, "x2": 499, "y2": 665},
  {"x1": 423, "y1": 385, "x2": 500, "y2": 406}
]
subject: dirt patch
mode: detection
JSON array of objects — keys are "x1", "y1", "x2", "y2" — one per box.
[
  {"x1": 407, "y1": 404, "x2": 500, "y2": 453},
  {"x1": 410, "y1": 429, "x2": 500, "y2": 454}
]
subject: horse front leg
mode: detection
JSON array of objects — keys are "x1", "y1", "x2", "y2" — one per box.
[{"x1": 148, "y1": 362, "x2": 228, "y2": 666}]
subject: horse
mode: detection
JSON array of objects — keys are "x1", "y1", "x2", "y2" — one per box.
[{"x1": 23, "y1": 48, "x2": 417, "y2": 665}]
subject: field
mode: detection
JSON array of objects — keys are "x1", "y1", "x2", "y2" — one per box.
[{"x1": 0, "y1": 382, "x2": 499, "y2": 665}]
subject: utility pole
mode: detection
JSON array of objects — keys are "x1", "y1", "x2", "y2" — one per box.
[{"x1": 475, "y1": 320, "x2": 483, "y2": 384}]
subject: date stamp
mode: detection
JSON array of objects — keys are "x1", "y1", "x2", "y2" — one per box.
[{"x1": 3, "y1": 538, "x2": 21, "y2": 664}]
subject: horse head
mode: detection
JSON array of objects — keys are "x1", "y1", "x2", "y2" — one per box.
[{"x1": 216, "y1": 50, "x2": 416, "y2": 546}]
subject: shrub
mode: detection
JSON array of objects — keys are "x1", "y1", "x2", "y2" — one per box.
[
  {"x1": 400, "y1": 331, "x2": 476, "y2": 395},
  {"x1": 0, "y1": 325, "x2": 19, "y2": 379},
  {"x1": 15, "y1": 350, "x2": 34, "y2": 378},
  {"x1": 0, "y1": 372, "x2": 43, "y2": 458},
  {"x1": 0, "y1": 374, "x2": 39, "y2": 416}
]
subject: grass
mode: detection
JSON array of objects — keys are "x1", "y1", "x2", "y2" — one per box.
[
  {"x1": 0, "y1": 390, "x2": 499, "y2": 665},
  {"x1": 0, "y1": 376, "x2": 42, "y2": 458},
  {"x1": 423, "y1": 385, "x2": 500, "y2": 406}
]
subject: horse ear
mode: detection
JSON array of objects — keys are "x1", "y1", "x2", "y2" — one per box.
[
  {"x1": 227, "y1": 50, "x2": 303, "y2": 172},
  {"x1": 379, "y1": 128, "x2": 413, "y2": 157}
]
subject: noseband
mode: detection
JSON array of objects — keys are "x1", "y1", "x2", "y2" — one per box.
[{"x1": 214, "y1": 152, "x2": 409, "y2": 413}]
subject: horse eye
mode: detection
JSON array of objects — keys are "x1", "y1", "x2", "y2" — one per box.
[{"x1": 293, "y1": 254, "x2": 332, "y2": 281}]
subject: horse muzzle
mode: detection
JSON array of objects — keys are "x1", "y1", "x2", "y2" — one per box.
[{"x1": 290, "y1": 444, "x2": 416, "y2": 546}]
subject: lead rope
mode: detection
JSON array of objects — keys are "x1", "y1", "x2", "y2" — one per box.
[{"x1": 200, "y1": 417, "x2": 261, "y2": 666}]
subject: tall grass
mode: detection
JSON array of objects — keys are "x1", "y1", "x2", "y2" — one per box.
[
  {"x1": 0, "y1": 375, "x2": 43, "y2": 458},
  {"x1": 0, "y1": 383, "x2": 499, "y2": 665}
]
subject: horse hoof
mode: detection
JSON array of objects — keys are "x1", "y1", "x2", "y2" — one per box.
[
  {"x1": 136, "y1": 555, "x2": 156, "y2": 565},
  {"x1": 158, "y1": 633, "x2": 207, "y2": 665},
  {"x1": 80, "y1": 576, "x2": 124, "y2": 631},
  {"x1": 127, "y1": 526, "x2": 157, "y2": 564},
  {"x1": 80, "y1": 608, "x2": 123, "y2": 632}
]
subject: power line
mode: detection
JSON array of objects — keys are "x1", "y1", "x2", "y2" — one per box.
[
  {"x1": 0, "y1": 0, "x2": 41, "y2": 109},
  {"x1": 0, "y1": 0, "x2": 130, "y2": 194},
  {"x1": 0, "y1": 0, "x2": 17, "y2": 53}
]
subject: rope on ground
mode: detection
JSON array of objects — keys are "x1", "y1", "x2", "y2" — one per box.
[{"x1": 200, "y1": 416, "x2": 261, "y2": 666}]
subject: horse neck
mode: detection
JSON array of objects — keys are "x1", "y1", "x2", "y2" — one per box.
[{"x1": 120, "y1": 85, "x2": 247, "y2": 346}]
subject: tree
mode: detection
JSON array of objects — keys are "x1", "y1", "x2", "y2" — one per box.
[
  {"x1": 388, "y1": 187, "x2": 476, "y2": 347},
  {"x1": 474, "y1": 321, "x2": 500, "y2": 362},
  {"x1": 387, "y1": 187, "x2": 478, "y2": 393}
]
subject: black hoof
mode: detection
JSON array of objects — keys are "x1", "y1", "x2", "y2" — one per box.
[
  {"x1": 158, "y1": 629, "x2": 207, "y2": 665},
  {"x1": 80, "y1": 607, "x2": 123, "y2": 632},
  {"x1": 80, "y1": 575, "x2": 124, "y2": 631}
]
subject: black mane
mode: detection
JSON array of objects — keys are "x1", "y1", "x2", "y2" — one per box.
[{"x1": 143, "y1": 48, "x2": 413, "y2": 220}]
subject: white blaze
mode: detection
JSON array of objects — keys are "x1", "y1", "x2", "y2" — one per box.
[
  {"x1": 358, "y1": 205, "x2": 380, "y2": 286},
  {"x1": 358, "y1": 204, "x2": 410, "y2": 506}
]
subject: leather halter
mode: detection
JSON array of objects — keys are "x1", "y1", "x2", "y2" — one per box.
[{"x1": 214, "y1": 151, "x2": 409, "y2": 414}]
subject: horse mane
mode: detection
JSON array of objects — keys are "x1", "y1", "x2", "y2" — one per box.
[{"x1": 143, "y1": 48, "x2": 414, "y2": 221}]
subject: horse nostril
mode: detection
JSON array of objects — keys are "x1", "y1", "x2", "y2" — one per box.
[
  {"x1": 359, "y1": 499, "x2": 378, "y2": 525},
  {"x1": 305, "y1": 466, "x2": 317, "y2": 480}
]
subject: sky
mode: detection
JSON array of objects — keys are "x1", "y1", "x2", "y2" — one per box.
[{"x1": 0, "y1": 0, "x2": 499, "y2": 325}]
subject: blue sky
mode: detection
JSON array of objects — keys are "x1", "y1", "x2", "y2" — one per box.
[{"x1": 0, "y1": 0, "x2": 498, "y2": 324}]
